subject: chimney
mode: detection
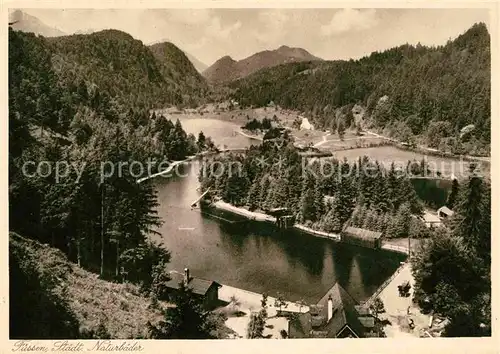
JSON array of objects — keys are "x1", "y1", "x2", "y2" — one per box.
[
  {"x1": 184, "y1": 268, "x2": 190, "y2": 285},
  {"x1": 327, "y1": 295, "x2": 333, "y2": 322}
]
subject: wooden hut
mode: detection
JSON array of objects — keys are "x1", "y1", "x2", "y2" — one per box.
[{"x1": 341, "y1": 226, "x2": 382, "y2": 249}]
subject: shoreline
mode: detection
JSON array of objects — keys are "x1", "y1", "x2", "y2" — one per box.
[
  {"x1": 364, "y1": 130, "x2": 490, "y2": 163},
  {"x1": 136, "y1": 151, "x2": 212, "y2": 184},
  {"x1": 212, "y1": 201, "x2": 342, "y2": 242},
  {"x1": 211, "y1": 201, "x2": 410, "y2": 255},
  {"x1": 236, "y1": 129, "x2": 264, "y2": 141}
]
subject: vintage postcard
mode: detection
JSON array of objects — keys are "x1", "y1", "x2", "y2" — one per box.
[{"x1": 1, "y1": 1, "x2": 498, "y2": 353}]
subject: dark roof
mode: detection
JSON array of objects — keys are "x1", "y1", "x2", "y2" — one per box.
[
  {"x1": 164, "y1": 271, "x2": 220, "y2": 296},
  {"x1": 267, "y1": 207, "x2": 291, "y2": 216},
  {"x1": 288, "y1": 283, "x2": 368, "y2": 338},
  {"x1": 343, "y1": 226, "x2": 382, "y2": 240},
  {"x1": 316, "y1": 283, "x2": 366, "y2": 338}
]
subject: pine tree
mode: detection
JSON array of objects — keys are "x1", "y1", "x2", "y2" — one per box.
[
  {"x1": 197, "y1": 131, "x2": 206, "y2": 151},
  {"x1": 446, "y1": 179, "x2": 459, "y2": 209},
  {"x1": 246, "y1": 181, "x2": 261, "y2": 211},
  {"x1": 313, "y1": 179, "x2": 325, "y2": 221},
  {"x1": 148, "y1": 282, "x2": 217, "y2": 339},
  {"x1": 322, "y1": 208, "x2": 343, "y2": 233},
  {"x1": 452, "y1": 175, "x2": 489, "y2": 259}
]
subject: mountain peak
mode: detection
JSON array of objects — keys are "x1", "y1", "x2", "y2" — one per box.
[
  {"x1": 9, "y1": 9, "x2": 66, "y2": 37},
  {"x1": 219, "y1": 55, "x2": 236, "y2": 63},
  {"x1": 203, "y1": 47, "x2": 322, "y2": 84}
]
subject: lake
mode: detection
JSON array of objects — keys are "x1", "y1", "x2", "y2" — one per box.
[
  {"x1": 152, "y1": 117, "x2": 407, "y2": 303},
  {"x1": 331, "y1": 146, "x2": 488, "y2": 179}
]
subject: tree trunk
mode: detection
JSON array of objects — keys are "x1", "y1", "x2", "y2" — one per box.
[
  {"x1": 77, "y1": 234, "x2": 81, "y2": 267},
  {"x1": 115, "y1": 239, "x2": 120, "y2": 278},
  {"x1": 100, "y1": 185, "x2": 105, "y2": 277}
]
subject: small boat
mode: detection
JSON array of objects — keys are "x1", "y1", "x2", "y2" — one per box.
[{"x1": 178, "y1": 227, "x2": 195, "y2": 231}]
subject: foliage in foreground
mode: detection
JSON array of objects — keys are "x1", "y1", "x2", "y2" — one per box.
[
  {"x1": 9, "y1": 233, "x2": 166, "y2": 339},
  {"x1": 412, "y1": 172, "x2": 491, "y2": 336},
  {"x1": 148, "y1": 282, "x2": 225, "y2": 339}
]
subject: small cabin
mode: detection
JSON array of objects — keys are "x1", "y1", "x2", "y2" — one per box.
[
  {"x1": 341, "y1": 226, "x2": 382, "y2": 249},
  {"x1": 437, "y1": 206, "x2": 454, "y2": 219},
  {"x1": 164, "y1": 268, "x2": 221, "y2": 309}
]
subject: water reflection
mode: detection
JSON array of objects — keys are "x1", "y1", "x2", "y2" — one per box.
[{"x1": 152, "y1": 118, "x2": 405, "y2": 303}]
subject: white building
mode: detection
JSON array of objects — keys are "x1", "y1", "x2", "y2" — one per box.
[{"x1": 300, "y1": 117, "x2": 314, "y2": 130}]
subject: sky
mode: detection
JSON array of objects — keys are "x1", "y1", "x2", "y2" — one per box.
[{"x1": 15, "y1": 8, "x2": 491, "y2": 66}]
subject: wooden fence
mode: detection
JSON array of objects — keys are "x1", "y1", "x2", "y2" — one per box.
[{"x1": 361, "y1": 262, "x2": 409, "y2": 308}]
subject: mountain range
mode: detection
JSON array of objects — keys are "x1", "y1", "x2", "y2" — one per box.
[
  {"x1": 203, "y1": 45, "x2": 323, "y2": 84},
  {"x1": 230, "y1": 23, "x2": 490, "y2": 156},
  {"x1": 45, "y1": 29, "x2": 209, "y2": 108},
  {"x1": 9, "y1": 10, "x2": 209, "y2": 74}
]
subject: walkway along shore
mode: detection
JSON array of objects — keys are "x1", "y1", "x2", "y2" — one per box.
[
  {"x1": 212, "y1": 201, "x2": 414, "y2": 256},
  {"x1": 364, "y1": 130, "x2": 490, "y2": 164},
  {"x1": 136, "y1": 151, "x2": 215, "y2": 184},
  {"x1": 236, "y1": 129, "x2": 264, "y2": 141},
  {"x1": 212, "y1": 201, "x2": 410, "y2": 255},
  {"x1": 213, "y1": 201, "x2": 340, "y2": 242}
]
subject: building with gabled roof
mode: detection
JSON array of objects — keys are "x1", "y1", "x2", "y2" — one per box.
[
  {"x1": 341, "y1": 226, "x2": 383, "y2": 249},
  {"x1": 164, "y1": 268, "x2": 221, "y2": 309},
  {"x1": 437, "y1": 206, "x2": 454, "y2": 219},
  {"x1": 288, "y1": 283, "x2": 375, "y2": 338}
]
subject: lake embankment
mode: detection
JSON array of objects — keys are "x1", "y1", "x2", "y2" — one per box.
[
  {"x1": 212, "y1": 201, "x2": 340, "y2": 242},
  {"x1": 211, "y1": 200, "x2": 411, "y2": 255},
  {"x1": 237, "y1": 129, "x2": 264, "y2": 141}
]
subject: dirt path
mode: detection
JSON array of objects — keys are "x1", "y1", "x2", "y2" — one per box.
[{"x1": 377, "y1": 264, "x2": 436, "y2": 338}]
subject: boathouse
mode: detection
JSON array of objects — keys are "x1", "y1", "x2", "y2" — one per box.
[
  {"x1": 164, "y1": 268, "x2": 221, "y2": 309},
  {"x1": 288, "y1": 283, "x2": 375, "y2": 338},
  {"x1": 267, "y1": 208, "x2": 295, "y2": 229},
  {"x1": 341, "y1": 226, "x2": 382, "y2": 249}
]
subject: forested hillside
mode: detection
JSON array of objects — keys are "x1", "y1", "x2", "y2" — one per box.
[
  {"x1": 231, "y1": 23, "x2": 490, "y2": 156},
  {"x1": 47, "y1": 30, "x2": 209, "y2": 108},
  {"x1": 9, "y1": 28, "x2": 216, "y2": 337}
]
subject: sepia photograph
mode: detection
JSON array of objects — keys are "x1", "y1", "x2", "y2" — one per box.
[{"x1": 5, "y1": 4, "x2": 494, "y2": 346}]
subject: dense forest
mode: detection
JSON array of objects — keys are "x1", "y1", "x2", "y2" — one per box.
[
  {"x1": 9, "y1": 28, "x2": 215, "y2": 337},
  {"x1": 412, "y1": 170, "x2": 491, "y2": 336},
  {"x1": 48, "y1": 29, "x2": 210, "y2": 108},
  {"x1": 230, "y1": 23, "x2": 490, "y2": 156},
  {"x1": 199, "y1": 131, "x2": 431, "y2": 239}
]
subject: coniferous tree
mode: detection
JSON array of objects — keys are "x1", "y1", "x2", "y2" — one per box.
[
  {"x1": 148, "y1": 282, "x2": 218, "y2": 339},
  {"x1": 446, "y1": 179, "x2": 459, "y2": 209}
]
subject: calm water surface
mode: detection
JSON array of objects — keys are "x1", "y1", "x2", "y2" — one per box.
[{"x1": 153, "y1": 117, "x2": 406, "y2": 303}]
